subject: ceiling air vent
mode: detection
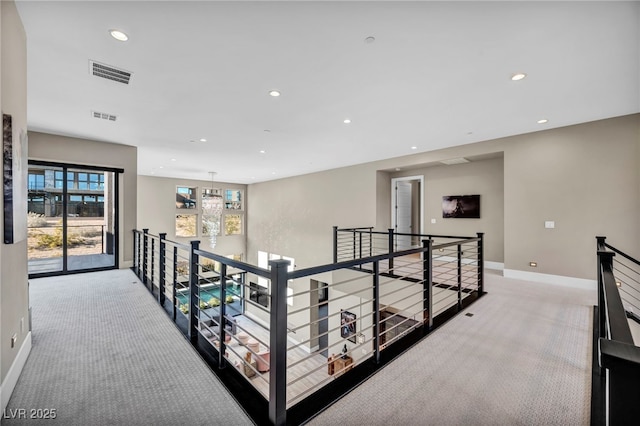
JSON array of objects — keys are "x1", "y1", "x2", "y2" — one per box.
[
  {"x1": 89, "y1": 60, "x2": 132, "y2": 85},
  {"x1": 92, "y1": 111, "x2": 117, "y2": 122},
  {"x1": 440, "y1": 157, "x2": 470, "y2": 165}
]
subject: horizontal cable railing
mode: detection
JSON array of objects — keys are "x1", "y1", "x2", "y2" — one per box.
[
  {"x1": 133, "y1": 226, "x2": 485, "y2": 426},
  {"x1": 593, "y1": 236, "x2": 640, "y2": 425}
]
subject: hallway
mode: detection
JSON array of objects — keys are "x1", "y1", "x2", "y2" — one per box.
[{"x1": 5, "y1": 269, "x2": 596, "y2": 425}]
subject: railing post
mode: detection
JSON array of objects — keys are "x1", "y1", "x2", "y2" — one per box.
[
  {"x1": 369, "y1": 227, "x2": 373, "y2": 257},
  {"x1": 142, "y1": 228, "x2": 149, "y2": 286},
  {"x1": 150, "y1": 238, "x2": 156, "y2": 292},
  {"x1": 218, "y1": 263, "x2": 227, "y2": 369},
  {"x1": 333, "y1": 226, "x2": 338, "y2": 263},
  {"x1": 133, "y1": 230, "x2": 139, "y2": 277},
  {"x1": 359, "y1": 231, "x2": 363, "y2": 261},
  {"x1": 172, "y1": 246, "x2": 178, "y2": 321},
  {"x1": 352, "y1": 230, "x2": 356, "y2": 260},
  {"x1": 269, "y1": 258, "x2": 290, "y2": 426},
  {"x1": 189, "y1": 240, "x2": 200, "y2": 345},
  {"x1": 477, "y1": 232, "x2": 484, "y2": 296},
  {"x1": 600, "y1": 339, "x2": 640, "y2": 424},
  {"x1": 388, "y1": 228, "x2": 394, "y2": 271},
  {"x1": 373, "y1": 260, "x2": 381, "y2": 364},
  {"x1": 159, "y1": 233, "x2": 166, "y2": 306},
  {"x1": 596, "y1": 237, "x2": 607, "y2": 346},
  {"x1": 423, "y1": 239, "x2": 433, "y2": 329},
  {"x1": 457, "y1": 244, "x2": 463, "y2": 309}
]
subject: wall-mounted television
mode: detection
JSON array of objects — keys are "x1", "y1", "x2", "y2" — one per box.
[{"x1": 442, "y1": 195, "x2": 480, "y2": 219}]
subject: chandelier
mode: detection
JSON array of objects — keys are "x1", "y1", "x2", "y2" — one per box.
[{"x1": 202, "y1": 171, "x2": 223, "y2": 248}]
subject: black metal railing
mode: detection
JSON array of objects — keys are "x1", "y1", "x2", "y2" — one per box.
[
  {"x1": 133, "y1": 227, "x2": 485, "y2": 426},
  {"x1": 593, "y1": 236, "x2": 640, "y2": 425}
]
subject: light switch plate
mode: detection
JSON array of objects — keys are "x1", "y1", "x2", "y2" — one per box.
[
  {"x1": 545, "y1": 221, "x2": 555, "y2": 229},
  {"x1": 431, "y1": 218, "x2": 436, "y2": 224}
]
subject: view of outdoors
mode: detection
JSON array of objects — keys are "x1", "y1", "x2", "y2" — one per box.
[{"x1": 27, "y1": 165, "x2": 116, "y2": 274}]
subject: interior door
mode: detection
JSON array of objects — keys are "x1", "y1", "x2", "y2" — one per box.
[{"x1": 395, "y1": 181, "x2": 413, "y2": 250}]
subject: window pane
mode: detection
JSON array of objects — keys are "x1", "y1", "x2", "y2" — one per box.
[
  {"x1": 176, "y1": 214, "x2": 197, "y2": 237},
  {"x1": 224, "y1": 214, "x2": 242, "y2": 235}
]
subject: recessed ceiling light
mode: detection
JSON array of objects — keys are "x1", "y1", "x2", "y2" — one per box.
[
  {"x1": 170, "y1": 158, "x2": 176, "y2": 162},
  {"x1": 199, "y1": 138, "x2": 207, "y2": 142},
  {"x1": 259, "y1": 150, "x2": 266, "y2": 154},
  {"x1": 365, "y1": 36, "x2": 376, "y2": 44},
  {"x1": 537, "y1": 119, "x2": 548, "y2": 124},
  {"x1": 343, "y1": 119, "x2": 351, "y2": 124},
  {"x1": 411, "y1": 146, "x2": 417, "y2": 150},
  {"x1": 159, "y1": 166, "x2": 164, "y2": 169},
  {"x1": 269, "y1": 90, "x2": 281, "y2": 97},
  {"x1": 395, "y1": 168, "x2": 401, "y2": 171},
  {"x1": 109, "y1": 29, "x2": 129, "y2": 42},
  {"x1": 511, "y1": 73, "x2": 527, "y2": 81}
]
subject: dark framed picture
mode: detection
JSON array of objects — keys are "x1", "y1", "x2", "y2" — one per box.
[
  {"x1": 340, "y1": 310, "x2": 357, "y2": 343},
  {"x1": 3, "y1": 114, "x2": 27, "y2": 244},
  {"x1": 442, "y1": 195, "x2": 480, "y2": 219}
]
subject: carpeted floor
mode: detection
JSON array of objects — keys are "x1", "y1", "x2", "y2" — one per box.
[
  {"x1": 4, "y1": 269, "x2": 253, "y2": 425},
  {"x1": 5, "y1": 268, "x2": 596, "y2": 425},
  {"x1": 308, "y1": 270, "x2": 596, "y2": 425}
]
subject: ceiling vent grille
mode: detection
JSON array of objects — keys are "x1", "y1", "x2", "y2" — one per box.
[
  {"x1": 89, "y1": 60, "x2": 132, "y2": 85},
  {"x1": 92, "y1": 111, "x2": 117, "y2": 122},
  {"x1": 440, "y1": 157, "x2": 470, "y2": 165}
]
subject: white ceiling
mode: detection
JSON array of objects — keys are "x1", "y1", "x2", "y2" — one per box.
[{"x1": 15, "y1": 1, "x2": 640, "y2": 184}]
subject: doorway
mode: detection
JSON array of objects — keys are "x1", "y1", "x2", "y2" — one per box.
[
  {"x1": 27, "y1": 161, "x2": 121, "y2": 277},
  {"x1": 310, "y1": 279, "x2": 330, "y2": 357},
  {"x1": 391, "y1": 176, "x2": 423, "y2": 249}
]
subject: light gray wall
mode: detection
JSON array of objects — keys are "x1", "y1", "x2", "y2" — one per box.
[
  {"x1": 28, "y1": 132, "x2": 137, "y2": 268},
  {"x1": 248, "y1": 114, "x2": 639, "y2": 284},
  {"x1": 137, "y1": 175, "x2": 247, "y2": 257},
  {"x1": 391, "y1": 156, "x2": 505, "y2": 263},
  {"x1": 1, "y1": 0, "x2": 29, "y2": 388},
  {"x1": 502, "y1": 115, "x2": 640, "y2": 277}
]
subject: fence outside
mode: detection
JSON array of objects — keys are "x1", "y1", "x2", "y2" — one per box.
[{"x1": 133, "y1": 226, "x2": 485, "y2": 425}]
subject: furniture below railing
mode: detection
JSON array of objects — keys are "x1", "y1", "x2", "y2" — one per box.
[
  {"x1": 132, "y1": 227, "x2": 485, "y2": 426},
  {"x1": 593, "y1": 236, "x2": 640, "y2": 425}
]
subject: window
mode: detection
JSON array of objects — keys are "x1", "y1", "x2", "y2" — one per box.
[
  {"x1": 78, "y1": 173, "x2": 89, "y2": 190},
  {"x1": 89, "y1": 173, "x2": 104, "y2": 190},
  {"x1": 224, "y1": 214, "x2": 243, "y2": 235},
  {"x1": 54, "y1": 171, "x2": 64, "y2": 189},
  {"x1": 176, "y1": 186, "x2": 197, "y2": 209},
  {"x1": 175, "y1": 214, "x2": 197, "y2": 237},
  {"x1": 224, "y1": 189, "x2": 242, "y2": 210},
  {"x1": 28, "y1": 172, "x2": 45, "y2": 190}
]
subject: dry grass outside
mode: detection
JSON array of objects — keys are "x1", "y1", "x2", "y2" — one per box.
[{"x1": 28, "y1": 218, "x2": 107, "y2": 259}]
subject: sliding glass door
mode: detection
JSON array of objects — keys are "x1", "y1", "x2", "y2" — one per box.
[{"x1": 27, "y1": 161, "x2": 120, "y2": 277}]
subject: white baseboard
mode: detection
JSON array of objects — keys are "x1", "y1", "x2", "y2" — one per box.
[
  {"x1": 1, "y1": 332, "x2": 32, "y2": 411},
  {"x1": 485, "y1": 261, "x2": 504, "y2": 271},
  {"x1": 503, "y1": 269, "x2": 596, "y2": 290}
]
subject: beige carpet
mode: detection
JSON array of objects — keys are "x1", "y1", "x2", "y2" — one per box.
[{"x1": 309, "y1": 270, "x2": 596, "y2": 425}]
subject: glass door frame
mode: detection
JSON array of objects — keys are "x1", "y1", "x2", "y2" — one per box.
[{"x1": 28, "y1": 160, "x2": 123, "y2": 278}]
